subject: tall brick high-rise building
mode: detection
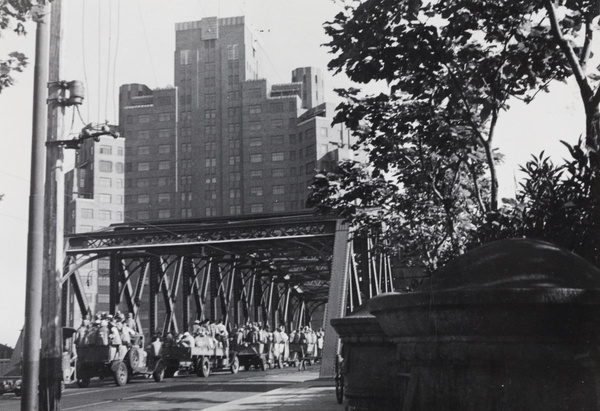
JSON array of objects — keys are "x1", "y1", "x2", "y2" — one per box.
[{"x1": 120, "y1": 16, "x2": 351, "y2": 221}]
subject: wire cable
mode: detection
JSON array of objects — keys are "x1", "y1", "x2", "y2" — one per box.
[
  {"x1": 112, "y1": 0, "x2": 121, "y2": 122},
  {"x1": 97, "y1": 0, "x2": 102, "y2": 122},
  {"x1": 136, "y1": 0, "x2": 158, "y2": 88},
  {"x1": 104, "y1": 0, "x2": 112, "y2": 122},
  {"x1": 81, "y1": 1, "x2": 90, "y2": 121}
]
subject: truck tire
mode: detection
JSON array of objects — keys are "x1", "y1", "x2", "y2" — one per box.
[
  {"x1": 77, "y1": 376, "x2": 90, "y2": 388},
  {"x1": 112, "y1": 361, "x2": 129, "y2": 386},
  {"x1": 230, "y1": 355, "x2": 239, "y2": 374},
  {"x1": 153, "y1": 360, "x2": 165, "y2": 382},
  {"x1": 197, "y1": 356, "x2": 211, "y2": 378},
  {"x1": 128, "y1": 347, "x2": 141, "y2": 370}
]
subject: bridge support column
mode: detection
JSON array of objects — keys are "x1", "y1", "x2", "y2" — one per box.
[{"x1": 320, "y1": 221, "x2": 350, "y2": 379}]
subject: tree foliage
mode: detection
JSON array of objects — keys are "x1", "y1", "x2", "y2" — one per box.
[
  {"x1": 312, "y1": 0, "x2": 599, "y2": 269},
  {"x1": 0, "y1": 0, "x2": 39, "y2": 93}
]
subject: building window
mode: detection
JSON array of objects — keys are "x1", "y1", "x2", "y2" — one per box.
[
  {"x1": 229, "y1": 188, "x2": 240, "y2": 198},
  {"x1": 138, "y1": 162, "x2": 150, "y2": 171},
  {"x1": 158, "y1": 193, "x2": 170, "y2": 203},
  {"x1": 271, "y1": 119, "x2": 283, "y2": 129},
  {"x1": 138, "y1": 114, "x2": 150, "y2": 123},
  {"x1": 228, "y1": 123, "x2": 241, "y2": 134},
  {"x1": 81, "y1": 209, "x2": 93, "y2": 219},
  {"x1": 273, "y1": 202, "x2": 285, "y2": 212},
  {"x1": 158, "y1": 210, "x2": 171, "y2": 219},
  {"x1": 180, "y1": 49, "x2": 190, "y2": 65},
  {"x1": 158, "y1": 113, "x2": 171, "y2": 122},
  {"x1": 138, "y1": 194, "x2": 149, "y2": 203},
  {"x1": 227, "y1": 44, "x2": 239, "y2": 60},
  {"x1": 116, "y1": 179, "x2": 123, "y2": 188},
  {"x1": 228, "y1": 107, "x2": 240, "y2": 118},
  {"x1": 180, "y1": 175, "x2": 191, "y2": 186},
  {"x1": 250, "y1": 154, "x2": 262, "y2": 163},
  {"x1": 272, "y1": 169, "x2": 284, "y2": 178},
  {"x1": 205, "y1": 77, "x2": 215, "y2": 87},
  {"x1": 249, "y1": 137, "x2": 262, "y2": 147},
  {"x1": 99, "y1": 160, "x2": 112, "y2": 172},
  {"x1": 138, "y1": 130, "x2": 150, "y2": 139},
  {"x1": 229, "y1": 205, "x2": 241, "y2": 215},
  {"x1": 137, "y1": 179, "x2": 149, "y2": 188},
  {"x1": 116, "y1": 195, "x2": 123, "y2": 204},
  {"x1": 117, "y1": 146, "x2": 124, "y2": 156},
  {"x1": 158, "y1": 129, "x2": 171, "y2": 138},
  {"x1": 115, "y1": 162, "x2": 124, "y2": 173},
  {"x1": 306, "y1": 162, "x2": 315, "y2": 174},
  {"x1": 273, "y1": 185, "x2": 285, "y2": 195},
  {"x1": 205, "y1": 141, "x2": 217, "y2": 151},
  {"x1": 181, "y1": 143, "x2": 192, "y2": 153},
  {"x1": 99, "y1": 145, "x2": 112, "y2": 155},
  {"x1": 270, "y1": 102, "x2": 284, "y2": 113},
  {"x1": 205, "y1": 191, "x2": 217, "y2": 200},
  {"x1": 205, "y1": 158, "x2": 217, "y2": 167},
  {"x1": 205, "y1": 207, "x2": 217, "y2": 216},
  {"x1": 271, "y1": 135, "x2": 284, "y2": 145},
  {"x1": 181, "y1": 209, "x2": 192, "y2": 218},
  {"x1": 98, "y1": 210, "x2": 111, "y2": 220},
  {"x1": 250, "y1": 186, "x2": 263, "y2": 196},
  {"x1": 99, "y1": 177, "x2": 111, "y2": 187},
  {"x1": 249, "y1": 122, "x2": 262, "y2": 132},
  {"x1": 158, "y1": 161, "x2": 171, "y2": 170},
  {"x1": 229, "y1": 172, "x2": 240, "y2": 182},
  {"x1": 204, "y1": 109, "x2": 216, "y2": 119},
  {"x1": 271, "y1": 152, "x2": 284, "y2": 162},
  {"x1": 229, "y1": 155, "x2": 240, "y2": 165},
  {"x1": 137, "y1": 146, "x2": 150, "y2": 155},
  {"x1": 158, "y1": 145, "x2": 171, "y2": 154},
  {"x1": 116, "y1": 211, "x2": 123, "y2": 220},
  {"x1": 249, "y1": 105, "x2": 262, "y2": 114},
  {"x1": 137, "y1": 211, "x2": 149, "y2": 220},
  {"x1": 229, "y1": 139, "x2": 240, "y2": 150},
  {"x1": 99, "y1": 194, "x2": 111, "y2": 203},
  {"x1": 250, "y1": 203, "x2": 263, "y2": 213},
  {"x1": 250, "y1": 170, "x2": 262, "y2": 179}
]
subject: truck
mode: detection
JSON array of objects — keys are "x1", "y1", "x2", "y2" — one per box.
[{"x1": 161, "y1": 336, "x2": 239, "y2": 377}]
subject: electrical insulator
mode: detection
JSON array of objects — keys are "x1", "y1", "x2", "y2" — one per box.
[{"x1": 67, "y1": 80, "x2": 85, "y2": 105}]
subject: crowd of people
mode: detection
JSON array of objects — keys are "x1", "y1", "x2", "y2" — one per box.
[
  {"x1": 74, "y1": 311, "x2": 140, "y2": 348},
  {"x1": 73, "y1": 312, "x2": 325, "y2": 363}
]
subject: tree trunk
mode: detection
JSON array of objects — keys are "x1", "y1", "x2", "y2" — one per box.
[{"x1": 584, "y1": 102, "x2": 600, "y2": 267}]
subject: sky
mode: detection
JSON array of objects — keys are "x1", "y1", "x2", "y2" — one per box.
[{"x1": 0, "y1": 0, "x2": 585, "y2": 347}]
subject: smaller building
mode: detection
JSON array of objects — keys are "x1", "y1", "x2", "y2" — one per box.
[{"x1": 64, "y1": 134, "x2": 125, "y2": 320}]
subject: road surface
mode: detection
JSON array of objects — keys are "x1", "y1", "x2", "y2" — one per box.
[{"x1": 0, "y1": 365, "x2": 321, "y2": 410}]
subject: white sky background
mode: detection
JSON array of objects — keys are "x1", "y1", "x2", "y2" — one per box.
[{"x1": 0, "y1": 0, "x2": 585, "y2": 346}]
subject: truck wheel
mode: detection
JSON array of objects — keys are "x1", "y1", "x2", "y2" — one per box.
[
  {"x1": 153, "y1": 361, "x2": 165, "y2": 382},
  {"x1": 128, "y1": 347, "x2": 141, "y2": 370},
  {"x1": 113, "y1": 361, "x2": 129, "y2": 386},
  {"x1": 230, "y1": 355, "x2": 239, "y2": 374},
  {"x1": 77, "y1": 376, "x2": 90, "y2": 388},
  {"x1": 197, "y1": 356, "x2": 210, "y2": 378}
]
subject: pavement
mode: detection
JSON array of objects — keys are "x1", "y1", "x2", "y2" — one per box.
[{"x1": 204, "y1": 375, "x2": 343, "y2": 411}]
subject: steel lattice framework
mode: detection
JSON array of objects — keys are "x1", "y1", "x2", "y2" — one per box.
[{"x1": 61, "y1": 211, "x2": 394, "y2": 378}]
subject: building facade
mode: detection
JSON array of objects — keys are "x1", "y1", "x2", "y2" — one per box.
[
  {"x1": 120, "y1": 16, "x2": 351, "y2": 221},
  {"x1": 64, "y1": 135, "x2": 125, "y2": 317}
]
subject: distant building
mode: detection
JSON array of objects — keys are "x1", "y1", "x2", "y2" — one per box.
[
  {"x1": 64, "y1": 135, "x2": 125, "y2": 318},
  {"x1": 119, "y1": 16, "x2": 352, "y2": 220}
]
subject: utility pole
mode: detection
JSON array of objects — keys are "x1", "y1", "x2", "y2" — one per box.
[
  {"x1": 39, "y1": 0, "x2": 67, "y2": 409},
  {"x1": 22, "y1": 2, "x2": 51, "y2": 410}
]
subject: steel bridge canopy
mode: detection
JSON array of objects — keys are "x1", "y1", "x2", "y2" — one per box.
[{"x1": 63, "y1": 211, "x2": 393, "y2": 378}]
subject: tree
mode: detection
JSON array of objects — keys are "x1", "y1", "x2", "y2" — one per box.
[
  {"x1": 0, "y1": 0, "x2": 38, "y2": 93},
  {"x1": 311, "y1": 0, "x2": 599, "y2": 269}
]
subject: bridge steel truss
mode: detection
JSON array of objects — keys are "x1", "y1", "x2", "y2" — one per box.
[{"x1": 61, "y1": 212, "x2": 394, "y2": 378}]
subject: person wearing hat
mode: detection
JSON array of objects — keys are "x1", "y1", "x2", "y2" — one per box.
[
  {"x1": 124, "y1": 312, "x2": 137, "y2": 332},
  {"x1": 191, "y1": 320, "x2": 201, "y2": 336},
  {"x1": 180, "y1": 331, "x2": 195, "y2": 348}
]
